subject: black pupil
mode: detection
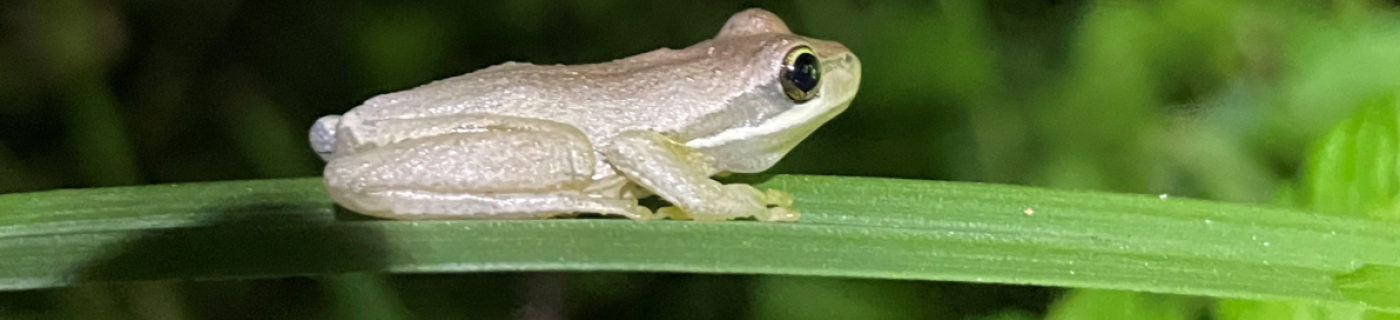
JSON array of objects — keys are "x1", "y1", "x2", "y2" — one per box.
[{"x1": 788, "y1": 53, "x2": 820, "y2": 92}]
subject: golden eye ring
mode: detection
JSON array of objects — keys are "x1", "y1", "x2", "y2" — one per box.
[{"x1": 780, "y1": 46, "x2": 820, "y2": 102}]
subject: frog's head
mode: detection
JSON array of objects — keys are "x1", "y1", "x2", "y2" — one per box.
[{"x1": 686, "y1": 8, "x2": 862, "y2": 173}]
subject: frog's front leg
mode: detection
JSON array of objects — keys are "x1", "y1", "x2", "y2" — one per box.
[
  {"x1": 323, "y1": 114, "x2": 649, "y2": 220},
  {"x1": 603, "y1": 130, "x2": 798, "y2": 222}
]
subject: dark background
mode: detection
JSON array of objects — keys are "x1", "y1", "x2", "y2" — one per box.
[{"x1": 3, "y1": 0, "x2": 1398, "y2": 319}]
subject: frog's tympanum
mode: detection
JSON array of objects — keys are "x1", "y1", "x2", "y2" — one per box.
[{"x1": 310, "y1": 8, "x2": 861, "y2": 221}]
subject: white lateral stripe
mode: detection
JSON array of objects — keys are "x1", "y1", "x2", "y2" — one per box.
[{"x1": 685, "y1": 95, "x2": 831, "y2": 149}]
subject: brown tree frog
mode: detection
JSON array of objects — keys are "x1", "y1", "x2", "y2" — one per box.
[{"x1": 309, "y1": 8, "x2": 861, "y2": 221}]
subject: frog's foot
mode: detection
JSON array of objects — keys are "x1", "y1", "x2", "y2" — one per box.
[
  {"x1": 602, "y1": 130, "x2": 800, "y2": 222},
  {"x1": 748, "y1": 186, "x2": 800, "y2": 222},
  {"x1": 652, "y1": 206, "x2": 687, "y2": 220},
  {"x1": 652, "y1": 185, "x2": 799, "y2": 222}
]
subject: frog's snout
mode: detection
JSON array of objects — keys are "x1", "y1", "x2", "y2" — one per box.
[
  {"x1": 841, "y1": 52, "x2": 857, "y2": 65},
  {"x1": 310, "y1": 115, "x2": 341, "y2": 161},
  {"x1": 821, "y1": 52, "x2": 861, "y2": 99}
]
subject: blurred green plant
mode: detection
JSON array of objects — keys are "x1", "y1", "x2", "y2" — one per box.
[
  {"x1": 1213, "y1": 86, "x2": 1400, "y2": 320},
  {"x1": 5, "y1": 0, "x2": 1400, "y2": 318},
  {"x1": 1294, "y1": 91, "x2": 1400, "y2": 220}
]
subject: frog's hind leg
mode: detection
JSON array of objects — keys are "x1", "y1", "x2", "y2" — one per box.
[
  {"x1": 339, "y1": 189, "x2": 649, "y2": 220},
  {"x1": 323, "y1": 115, "x2": 648, "y2": 220}
]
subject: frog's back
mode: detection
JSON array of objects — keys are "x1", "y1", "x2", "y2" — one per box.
[{"x1": 343, "y1": 41, "x2": 765, "y2": 143}]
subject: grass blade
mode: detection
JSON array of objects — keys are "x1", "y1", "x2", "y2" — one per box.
[{"x1": 0, "y1": 175, "x2": 1396, "y2": 312}]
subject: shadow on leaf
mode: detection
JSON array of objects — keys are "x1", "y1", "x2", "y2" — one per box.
[{"x1": 77, "y1": 201, "x2": 393, "y2": 284}]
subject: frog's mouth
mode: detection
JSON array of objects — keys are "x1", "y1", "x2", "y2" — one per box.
[{"x1": 687, "y1": 52, "x2": 862, "y2": 173}]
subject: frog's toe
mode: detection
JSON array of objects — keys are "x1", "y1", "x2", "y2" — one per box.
[
  {"x1": 656, "y1": 205, "x2": 744, "y2": 222},
  {"x1": 653, "y1": 206, "x2": 689, "y2": 220},
  {"x1": 628, "y1": 206, "x2": 656, "y2": 221},
  {"x1": 761, "y1": 188, "x2": 794, "y2": 208},
  {"x1": 761, "y1": 207, "x2": 800, "y2": 222}
]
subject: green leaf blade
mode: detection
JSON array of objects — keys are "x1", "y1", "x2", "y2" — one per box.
[{"x1": 0, "y1": 175, "x2": 1396, "y2": 312}]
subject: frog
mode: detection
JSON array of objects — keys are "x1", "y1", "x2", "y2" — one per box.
[{"x1": 308, "y1": 8, "x2": 861, "y2": 222}]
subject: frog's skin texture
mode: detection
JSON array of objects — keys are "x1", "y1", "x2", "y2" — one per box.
[{"x1": 309, "y1": 8, "x2": 861, "y2": 221}]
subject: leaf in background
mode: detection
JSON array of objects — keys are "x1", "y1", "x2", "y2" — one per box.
[
  {"x1": 1298, "y1": 90, "x2": 1400, "y2": 220},
  {"x1": 1046, "y1": 289, "x2": 1205, "y2": 320},
  {"x1": 1218, "y1": 88, "x2": 1400, "y2": 319},
  {"x1": 973, "y1": 310, "x2": 1040, "y2": 320},
  {"x1": 320, "y1": 273, "x2": 411, "y2": 320},
  {"x1": 1216, "y1": 298, "x2": 1391, "y2": 320},
  {"x1": 751, "y1": 276, "x2": 935, "y2": 320},
  {"x1": 222, "y1": 82, "x2": 322, "y2": 179}
]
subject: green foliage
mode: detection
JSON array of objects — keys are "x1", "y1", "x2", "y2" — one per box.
[
  {"x1": 5, "y1": 0, "x2": 1400, "y2": 318},
  {"x1": 1217, "y1": 299, "x2": 1400, "y2": 320},
  {"x1": 751, "y1": 277, "x2": 941, "y2": 320},
  {"x1": 1298, "y1": 91, "x2": 1400, "y2": 220},
  {"x1": 2, "y1": 175, "x2": 1400, "y2": 315},
  {"x1": 1046, "y1": 290, "x2": 1205, "y2": 320},
  {"x1": 1217, "y1": 74, "x2": 1400, "y2": 320}
]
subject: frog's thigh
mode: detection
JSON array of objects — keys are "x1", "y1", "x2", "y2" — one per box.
[{"x1": 325, "y1": 128, "x2": 644, "y2": 220}]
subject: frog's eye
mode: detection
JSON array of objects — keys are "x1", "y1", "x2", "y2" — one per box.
[{"x1": 780, "y1": 46, "x2": 820, "y2": 102}]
